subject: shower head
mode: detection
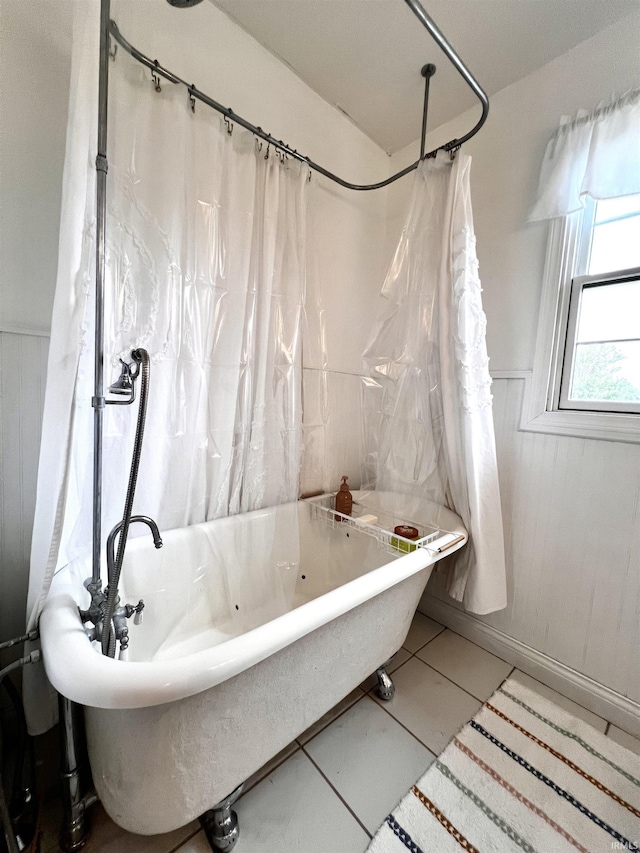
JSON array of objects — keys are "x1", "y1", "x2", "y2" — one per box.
[
  {"x1": 166, "y1": 0, "x2": 205, "y2": 6},
  {"x1": 109, "y1": 359, "x2": 134, "y2": 395}
]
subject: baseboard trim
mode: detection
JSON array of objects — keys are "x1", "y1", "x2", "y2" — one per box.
[{"x1": 418, "y1": 596, "x2": 640, "y2": 739}]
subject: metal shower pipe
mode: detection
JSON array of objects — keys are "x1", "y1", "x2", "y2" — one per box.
[
  {"x1": 91, "y1": 0, "x2": 111, "y2": 587},
  {"x1": 404, "y1": 0, "x2": 489, "y2": 150}
]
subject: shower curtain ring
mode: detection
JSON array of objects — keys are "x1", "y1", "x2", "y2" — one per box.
[
  {"x1": 224, "y1": 115, "x2": 234, "y2": 135},
  {"x1": 188, "y1": 87, "x2": 196, "y2": 113},
  {"x1": 151, "y1": 60, "x2": 162, "y2": 93},
  {"x1": 109, "y1": 40, "x2": 118, "y2": 61},
  {"x1": 265, "y1": 142, "x2": 270, "y2": 160}
]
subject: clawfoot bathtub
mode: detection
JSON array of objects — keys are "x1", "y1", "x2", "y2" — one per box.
[{"x1": 40, "y1": 491, "x2": 466, "y2": 838}]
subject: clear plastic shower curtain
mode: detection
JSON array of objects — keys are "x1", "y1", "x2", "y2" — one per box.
[
  {"x1": 363, "y1": 153, "x2": 506, "y2": 615},
  {"x1": 25, "y1": 1, "x2": 307, "y2": 732}
]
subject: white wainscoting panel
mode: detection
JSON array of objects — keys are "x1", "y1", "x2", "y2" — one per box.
[
  {"x1": 0, "y1": 332, "x2": 49, "y2": 641},
  {"x1": 421, "y1": 376, "x2": 640, "y2": 713}
]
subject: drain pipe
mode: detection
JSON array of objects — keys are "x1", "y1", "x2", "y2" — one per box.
[{"x1": 59, "y1": 697, "x2": 99, "y2": 852}]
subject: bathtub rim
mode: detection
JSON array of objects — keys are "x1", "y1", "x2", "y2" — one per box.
[{"x1": 40, "y1": 497, "x2": 466, "y2": 711}]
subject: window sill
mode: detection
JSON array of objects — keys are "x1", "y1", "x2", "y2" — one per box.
[{"x1": 520, "y1": 380, "x2": 640, "y2": 444}]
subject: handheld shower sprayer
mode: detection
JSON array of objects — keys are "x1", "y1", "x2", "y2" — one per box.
[
  {"x1": 108, "y1": 350, "x2": 144, "y2": 405},
  {"x1": 109, "y1": 359, "x2": 134, "y2": 395}
]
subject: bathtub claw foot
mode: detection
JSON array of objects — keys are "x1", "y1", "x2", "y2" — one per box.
[
  {"x1": 200, "y1": 783, "x2": 244, "y2": 852},
  {"x1": 375, "y1": 666, "x2": 395, "y2": 701}
]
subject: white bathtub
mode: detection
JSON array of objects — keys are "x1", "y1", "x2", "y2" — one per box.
[{"x1": 40, "y1": 491, "x2": 466, "y2": 835}]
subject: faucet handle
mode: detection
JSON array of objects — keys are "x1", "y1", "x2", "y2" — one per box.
[{"x1": 126, "y1": 599, "x2": 145, "y2": 625}]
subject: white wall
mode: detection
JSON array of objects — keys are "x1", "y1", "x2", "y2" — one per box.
[
  {"x1": 386, "y1": 13, "x2": 640, "y2": 721},
  {"x1": 0, "y1": 0, "x2": 73, "y2": 336},
  {"x1": 0, "y1": 0, "x2": 391, "y2": 644},
  {"x1": 0, "y1": 334, "x2": 49, "y2": 645},
  {"x1": 0, "y1": 0, "x2": 72, "y2": 645}
]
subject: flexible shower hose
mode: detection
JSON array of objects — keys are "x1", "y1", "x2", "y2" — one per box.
[{"x1": 101, "y1": 348, "x2": 150, "y2": 657}]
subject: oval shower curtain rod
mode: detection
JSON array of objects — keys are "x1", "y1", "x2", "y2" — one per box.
[{"x1": 109, "y1": 0, "x2": 489, "y2": 192}]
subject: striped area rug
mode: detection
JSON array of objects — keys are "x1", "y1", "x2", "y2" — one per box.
[{"x1": 368, "y1": 676, "x2": 640, "y2": 853}]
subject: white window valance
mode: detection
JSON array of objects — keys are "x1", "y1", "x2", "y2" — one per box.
[{"x1": 529, "y1": 87, "x2": 640, "y2": 221}]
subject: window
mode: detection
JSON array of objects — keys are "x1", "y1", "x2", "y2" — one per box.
[
  {"x1": 558, "y1": 194, "x2": 640, "y2": 414},
  {"x1": 524, "y1": 91, "x2": 640, "y2": 442},
  {"x1": 525, "y1": 193, "x2": 640, "y2": 442}
]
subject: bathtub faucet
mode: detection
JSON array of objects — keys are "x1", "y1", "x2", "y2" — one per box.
[
  {"x1": 80, "y1": 515, "x2": 162, "y2": 656},
  {"x1": 106, "y1": 515, "x2": 163, "y2": 587}
]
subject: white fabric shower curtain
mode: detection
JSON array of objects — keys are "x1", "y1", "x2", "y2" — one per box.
[
  {"x1": 364, "y1": 153, "x2": 506, "y2": 615},
  {"x1": 25, "y1": 2, "x2": 307, "y2": 732}
]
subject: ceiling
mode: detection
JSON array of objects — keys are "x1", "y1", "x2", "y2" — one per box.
[{"x1": 213, "y1": 0, "x2": 638, "y2": 153}]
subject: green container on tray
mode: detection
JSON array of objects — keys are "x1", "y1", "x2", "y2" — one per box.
[{"x1": 391, "y1": 525, "x2": 420, "y2": 553}]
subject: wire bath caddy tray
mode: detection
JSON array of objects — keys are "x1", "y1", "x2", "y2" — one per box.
[{"x1": 303, "y1": 493, "x2": 464, "y2": 558}]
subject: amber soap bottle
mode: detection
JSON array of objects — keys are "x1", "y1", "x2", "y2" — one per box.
[{"x1": 335, "y1": 475, "x2": 353, "y2": 517}]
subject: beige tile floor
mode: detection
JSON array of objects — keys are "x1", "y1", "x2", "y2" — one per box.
[{"x1": 40, "y1": 612, "x2": 640, "y2": 853}]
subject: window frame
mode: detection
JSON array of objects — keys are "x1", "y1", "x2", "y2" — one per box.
[
  {"x1": 558, "y1": 268, "x2": 640, "y2": 415},
  {"x1": 522, "y1": 205, "x2": 640, "y2": 444}
]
